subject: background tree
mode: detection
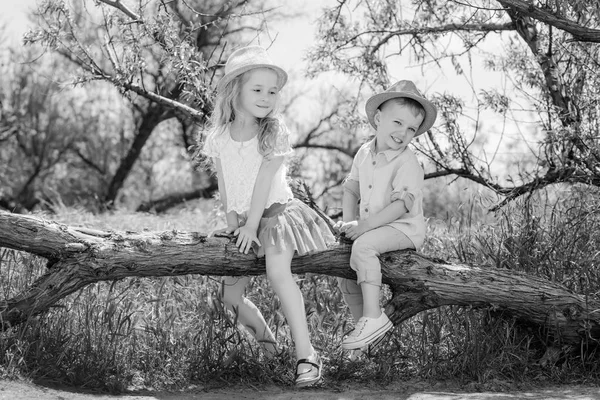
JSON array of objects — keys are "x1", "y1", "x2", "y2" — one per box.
[
  {"x1": 17, "y1": 0, "x2": 278, "y2": 210},
  {"x1": 0, "y1": 47, "x2": 129, "y2": 212},
  {"x1": 308, "y1": 0, "x2": 600, "y2": 209}
]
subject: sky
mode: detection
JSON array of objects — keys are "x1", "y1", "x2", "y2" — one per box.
[
  {"x1": 0, "y1": 0, "x2": 334, "y2": 70},
  {"x1": 0, "y1": 0, "x2": 532, "y2": 172},
  {"x1": 1, "y1": 0, "x2": 38, "y2": 40},
  {"x1": 0, "y1": 0, "x2": 494, "y2": 103}
]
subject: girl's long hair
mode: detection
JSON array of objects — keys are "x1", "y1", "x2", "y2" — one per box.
[{"x1": 195, "y1": 68, "x2": 287, "y2": 166}]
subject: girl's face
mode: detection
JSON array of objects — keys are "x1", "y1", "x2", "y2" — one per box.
[{"x1": 236, "y1": 68, "x2": 280, "y2": 120}]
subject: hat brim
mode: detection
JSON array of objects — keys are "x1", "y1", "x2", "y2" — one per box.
[
  {"x1": 217, "y1": 64, "x2": 288, "y2": 92},
  {"x1": 365, "y1": 92, "x2": 437, "y2": 136}
]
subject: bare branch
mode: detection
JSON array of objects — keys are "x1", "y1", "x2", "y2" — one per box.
[
  {"x1": 293, "y1": 143, "x2": 355, "y2": 158},
  {"x1": 98, "y1": 0, "x2": 140, "y2": 21},
  {"x1": 371, "y1": 22, "x2": 515, "y2": 54},
  {"x1": 497, "y1": 0, "x2": 600, "y2": 43}
]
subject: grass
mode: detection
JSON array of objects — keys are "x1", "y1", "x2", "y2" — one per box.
[{"x1": 2, "y1": 189, "x2": 600, "y2": 392}]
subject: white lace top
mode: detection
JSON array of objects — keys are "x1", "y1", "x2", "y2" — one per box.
[{"x1": 204, "y1": 125, "x2": 294, "y2": 214}]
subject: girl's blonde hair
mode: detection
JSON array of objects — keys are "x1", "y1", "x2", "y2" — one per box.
[{"x1": 198, "y1": 67, "x2": 288, "y2": 162}]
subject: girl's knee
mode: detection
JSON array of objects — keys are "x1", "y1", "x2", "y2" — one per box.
[
  {"x1": 267, "y1": 270, "x2": 298, "y2": 295},
  {"x1": 219, "y1": 286, "x2": 243, "y2": 307},
  {"x1": 337, "y1": 277, "x2": 361, "y2": 296},
  {"x1": 266, "y1": 266, "x2": 291, "y2": 283}
]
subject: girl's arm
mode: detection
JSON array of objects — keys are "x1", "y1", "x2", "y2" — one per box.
[
  {"x1": 235, "y1": 155, "x2": 285, "y2": 253},
  {"x1": 215, "y1": 158, "x2": 239, "y2": 233}
]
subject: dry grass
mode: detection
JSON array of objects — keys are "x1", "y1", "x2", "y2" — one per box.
[{"x1": 2, "y1": 189, "x2": 600, "y2": 391}]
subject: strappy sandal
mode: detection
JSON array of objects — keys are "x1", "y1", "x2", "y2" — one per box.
[{"x1": 294, "y1": 352, "x2": 322, "y2": 387}]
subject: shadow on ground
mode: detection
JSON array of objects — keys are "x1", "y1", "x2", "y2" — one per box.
[{"x1": 2, "y1": 380, "x2": 600, "y2": 400}]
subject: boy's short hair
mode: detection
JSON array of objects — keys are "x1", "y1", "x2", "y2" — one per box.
[
  {"x1": 365, "y1": 80, "x2": 437, "y2": 136},
  {"x1": 379, "y1": 97, "x2": 426, "y2": 120}
]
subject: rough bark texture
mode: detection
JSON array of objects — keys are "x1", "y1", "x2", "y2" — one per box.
[
  {"x1": 1, "y1": 210, "x2": 599, "y2": 346},
  {"x1": 497, "y1": 0, "x2": 600, "y2": 43}
]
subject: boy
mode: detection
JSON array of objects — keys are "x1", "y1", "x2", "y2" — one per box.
[{"x1": 335, "y1": 80, "x2": 437, "y2": 350}]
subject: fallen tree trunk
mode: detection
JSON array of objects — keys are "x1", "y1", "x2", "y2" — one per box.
[{"x1": 1, "y1": 210, "x2": 599, "y2": 346}]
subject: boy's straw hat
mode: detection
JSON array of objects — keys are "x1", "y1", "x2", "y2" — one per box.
[
  {"x1": 365, "y1": 80, "x2": 437, "y2": 136},
  {"x1": 217, "y1": 45, "x2": 288, "y2": 92}
]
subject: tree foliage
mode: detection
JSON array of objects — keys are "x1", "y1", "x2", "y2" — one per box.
[
  {"x1": 0, "y1": 0, "x2": 279, "y2": 211},
  {"x1": 308, "y1": 0, "x2": 600, "y2": 209}
]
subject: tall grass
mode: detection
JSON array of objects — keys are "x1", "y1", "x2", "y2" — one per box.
[{"x1": 2, "y1": 189, "x2": 600, "y2": 391}]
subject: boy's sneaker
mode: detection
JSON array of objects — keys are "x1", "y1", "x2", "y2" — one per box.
[{"x1": 342, "y1": 311, "x2": 392, "y2": 350}]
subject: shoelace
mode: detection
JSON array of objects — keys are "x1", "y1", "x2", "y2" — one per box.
[{"x1": 348, "y1": 317, "x2": 368, "y2": 338}]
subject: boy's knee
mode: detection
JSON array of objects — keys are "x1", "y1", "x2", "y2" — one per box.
[{"x1": 351, "y1": 237, "x2": 378, "y2": 261}]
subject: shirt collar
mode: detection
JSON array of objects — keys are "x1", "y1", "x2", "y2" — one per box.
[{"x1": 367, "y1": 138, "x2": 406, "y2": 161}]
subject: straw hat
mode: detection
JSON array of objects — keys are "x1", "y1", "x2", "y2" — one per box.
[
  {"x1": 365, "y1": 80, "x2": 437, "y2": 136},
  {"x1": 217, "y1": 45, "x2": 288, "y2": 92}
]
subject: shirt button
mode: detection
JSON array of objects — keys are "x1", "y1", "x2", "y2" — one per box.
[
  {"x1": 368, "y1": 185, "x2": 372, "y2": 189},
  {"x1": 364, "y1": 208, "x2": 369, "y2": 212},
  {"x1": 372, "y1": 161, "x2": 376, "y2": 165}
]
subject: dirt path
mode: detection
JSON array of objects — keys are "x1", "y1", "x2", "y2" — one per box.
[{"x1": 2, "y1": 380, "x2": 600, "y2": 400}]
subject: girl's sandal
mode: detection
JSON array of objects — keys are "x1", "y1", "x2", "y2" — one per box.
[{"x1": 294, "y1": 353, "x2": 322, "y2": 387}]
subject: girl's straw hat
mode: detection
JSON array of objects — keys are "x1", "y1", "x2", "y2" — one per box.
[
  {"x1": 217, "y1": 45, "x2": 288, "y2": 92},
  {"x1": 365, "y1": 80, "x2": 437, "y2": 136}
]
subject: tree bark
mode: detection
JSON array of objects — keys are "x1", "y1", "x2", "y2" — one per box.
[
  {"x1": 497, "y1": 0, "x2": 600, "y2": 43},
  {"x1": 136, "y1": 182, "x2": 218, "y2": 213},
  {"x1": 1, "y1": 210, "x2": 599, "y2": 346},
  {"x1": 104, "y1": 105, "x2": 174, "y2": 206}
]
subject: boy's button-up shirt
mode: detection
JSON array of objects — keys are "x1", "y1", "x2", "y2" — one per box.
[{"x1": 345, "y1": 139, "x2": 425, "y2": 249}]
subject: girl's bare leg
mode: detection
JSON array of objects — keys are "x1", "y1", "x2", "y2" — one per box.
[
  {"x1": 220, "y1": 276, "x2": 278, "y2": 357},
  {"x1": 264, "y1": 247, "x2": 314, "y2": 361}
]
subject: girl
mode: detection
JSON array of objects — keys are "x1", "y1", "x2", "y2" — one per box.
[{"x1": 200, "y1": 45, "x2": 335, "y2": 387}]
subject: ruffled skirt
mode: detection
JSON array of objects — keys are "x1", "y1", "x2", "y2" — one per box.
[{"x1": 252, "y1": 198, "x2": 336, "y2": 257}]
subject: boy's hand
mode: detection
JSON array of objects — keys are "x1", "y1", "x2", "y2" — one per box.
[
  {"x1": 339, "y1": 220, "x2": 370, "y2": 240},
  {"x1": 234, "y1": 225, "x2": 261, "y2": 254}
]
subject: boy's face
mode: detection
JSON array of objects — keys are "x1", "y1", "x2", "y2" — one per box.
[{"x1": 374, "y1": 100, "x2": 424, "y2": 153}]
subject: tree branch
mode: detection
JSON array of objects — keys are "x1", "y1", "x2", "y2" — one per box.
[
  {"x1": 1, "y1": 210, "x2": 600, "y2": 346},
  {"x1": 370, "y1": 22, "x2": 515, "y2": 54},
  {"x1": 497, "y1": 0, "x2": 600, "y2": 43},
  {"x1": 98, "y1": 0, "x2": 140, "y2": 21}
]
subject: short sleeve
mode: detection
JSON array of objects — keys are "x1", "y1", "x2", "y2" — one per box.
[
  {"x1": 265, "y1": 122, "x2": 293, "y2": 160},
  {"x1": 343, "y1": 178, "x2": 360, "y2": 198},
  {"x1": 390, "y1": 160, "x2": 424, "y2": 212},
  {"x1": 272, "y1": 129, "x2": 293, "y2": 157},
  {"x1": 348, "y1": 143, "x2": 367, "y2": 181}
]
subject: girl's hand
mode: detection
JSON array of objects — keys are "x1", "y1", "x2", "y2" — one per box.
[
  {"x1": 234, "y1": 225, "x2": 261, "y2": 254},
  {"x1": 209, "y1": 226, "x2": 238, "y2": 238},
  {"x1": 333, "y1": 221, "x2": 346, "y2": 234},
  {"x1": 340, "y1": 220, "x2": 370, "y2": 240}
]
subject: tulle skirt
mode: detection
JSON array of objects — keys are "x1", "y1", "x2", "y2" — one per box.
[{"x1": 251, "y1": 198, "x2": 336, "y2": 257}]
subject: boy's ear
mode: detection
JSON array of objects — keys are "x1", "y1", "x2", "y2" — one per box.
[{"x1": 374, "y1": 109, "x2": 382, "y2": 129}]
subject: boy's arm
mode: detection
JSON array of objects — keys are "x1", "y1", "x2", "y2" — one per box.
[
  {"x1": 235, "y1": 156, "x2": 284, "y2": 253},
  {"x1": 362, "y1": 201, "x2": 408, "y2": 230},
  {"x1": 215, "y1": 158, "x2": 239, "y2": 231},
  {"x1": 342, "y1": 178, "x2": 360, "y2": 222}
]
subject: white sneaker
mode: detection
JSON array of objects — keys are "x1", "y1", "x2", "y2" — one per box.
[{"x1": 342, "y1": 312, "x2": 392, "y2": 350}]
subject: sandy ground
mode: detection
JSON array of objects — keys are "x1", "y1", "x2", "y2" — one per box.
[{"x1": 2, "y1": 380, "x2": 600, "y2": 400}]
